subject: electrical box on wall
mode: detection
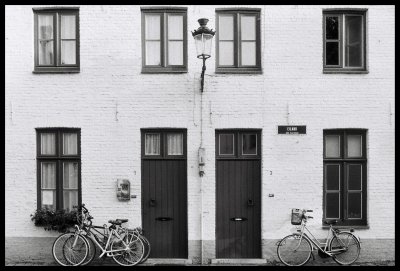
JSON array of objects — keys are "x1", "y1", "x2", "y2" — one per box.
[
  {"x1": 198, "y1": 147, "x2": 205, "y2": 176},
  {"x1": 117, "y1": 179, "x2": 130, "y2": 201}
]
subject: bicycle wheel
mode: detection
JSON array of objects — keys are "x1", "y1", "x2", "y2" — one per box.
[
  {"x1": 52, "y1": 232, "x2": 89, "y2": 266},
  {"x1": 139, "y1": 235, "x2": 151, "y2": 263},
  {"x1": 277, "y1": 234, "x2": 312, "y2": 266},
  {"x1": 81, "y1": 236, "x2": 97, "y2": 266},
  {"x1": 111, "y1": 236, "x2": 144, "y2": 266},
  {"x1": 330, "y1": 232, "x2": 360, "y2": 265}
]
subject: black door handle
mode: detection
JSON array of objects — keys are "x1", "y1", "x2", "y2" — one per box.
[
  {"x1": 150, "y1": 199, "x2": 156, "y2": 207},
  {"x1": 248, "y1": 199, "x2": 254, "y2": 206}
]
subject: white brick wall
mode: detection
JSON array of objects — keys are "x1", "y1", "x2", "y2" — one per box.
[{"x1": 5, "y1": 4, "x2": 394, "y2": 254}]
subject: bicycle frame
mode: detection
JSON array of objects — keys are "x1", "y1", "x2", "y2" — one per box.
[{"x1": 295, "y1": 219, "x2": 348, "y2": 257}]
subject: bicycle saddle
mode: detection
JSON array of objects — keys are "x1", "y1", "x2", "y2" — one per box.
[
  {"x1": 108, "y1": 219, "x2": 129, "y2": 225},
  {"x1": 323, "y1": 219, "x2": 338, "y2": 225}
]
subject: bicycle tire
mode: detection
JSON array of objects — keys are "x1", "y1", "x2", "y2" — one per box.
[
  {"x1": 330, "y1": 232, "x2": 360, "y2": 265},
  {"x1": 111, "y1": 235, "x2": 144, "y2": 266},
  {"x1": 52, "y1": 232, "x2": 89, "y2": 266},
  {"x1": 81, "y1": 235, "x2": 97, "y2": 266},
  {"x1": 139, "y1": 235, "x2": 151, "y2": 263},
  {"x1": 277, "y1": 234, "x2": 312, "y2": 266}
]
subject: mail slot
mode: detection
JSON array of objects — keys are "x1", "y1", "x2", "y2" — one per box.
[
  {"x1": 156, "y1": 217, "x2": 173, "y2": 221},
  {"x1": 230, "y1": 217, "x2": 248, "y2": 221}
]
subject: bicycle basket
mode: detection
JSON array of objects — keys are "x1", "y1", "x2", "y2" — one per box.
[{"x1": 291, "y1": 208, "x2": 303, "y2": 225}]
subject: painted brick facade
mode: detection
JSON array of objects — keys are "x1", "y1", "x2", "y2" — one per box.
[{"x1": 5, "y1": 5, "x2": 394, "y2": 263}]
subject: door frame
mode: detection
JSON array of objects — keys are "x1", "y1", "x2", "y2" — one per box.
[{"x1": 215, "y1": 128, "x2": 262, "y2": 258}]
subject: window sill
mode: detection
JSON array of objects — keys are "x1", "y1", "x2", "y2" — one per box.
[
  {"x1": 323, "y1": 69, "x2": 369, "y2": 74},
  {"x1": 322, "y1": 225, "x2": 369, "y2": 229},
  {"x1": 33, "y1": 67, "x2": 80, "y2": 74},
  {"x1": 215, "y1": 68, "x2": 262, "y2": 74},
  {"x1": 141, "y1": 67, "x2": 187, "y2": 74}
]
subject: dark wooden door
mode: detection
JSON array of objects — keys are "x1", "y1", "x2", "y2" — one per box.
[
  {"x1": 141, "y1": 129, "x2": 188, "y2": 258},
  {"x1": 216, "y1": 130, "x2": 262, "y2": 258}
]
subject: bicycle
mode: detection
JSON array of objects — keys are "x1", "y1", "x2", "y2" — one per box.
[
  {"x1": 276, "y1": 208, "x2": 361, "y2": 266},
  {"x1": 52, "y1": 204, "x2": 145, "y2": 266}
]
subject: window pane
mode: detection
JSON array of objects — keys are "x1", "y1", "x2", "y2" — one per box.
[
  {"x1": 145, "y1": 14, "x2": 161, "y2": 40},
  {"x1": 63, "y1": 133, "x2": 78, "y2": 155},
  {"x1": 241, "y1": 41, "x2": 256, "y2": 66},
  {"x1": 61, "y1": 15, "x2": 76, "y2": 39},
  {"x1": 219, "y1": 41, "x2": 234, "y2": 66},
  {"x1": 41, "y1": 162, "x2": 56, "y2": 189},
  {"x1": 168, "y1": 15, "x2": 183, "y2": 40},
  {"x1": 41, "y1": 133, "x2": 56, "y2": 155},
  {"x1": 219, "y1": 15, "x2": 234, "y2": 40},
  {"x1": 325, "y1": 135, "x2": 340, "y2": 157},
  {"x1": 345, "y1": 15, "x2": 363, "y2": 67},
  {"x1": 61, "y1": 40, "x2": 76, "y2": 65},
  {"x1": 38, "y1": 15, "x2": 53, "y2": 39},
  {"x1": 326, "y1": 164, "x2": 340, "y2": 190},
  {"x1": 42, "y1": 190, "x2": 56, "y2": 210},
  {"x1": 326, "y1": 42, "x2": 339, "y2": 66},
  {"x1": 145, "y1": 134, "x2": 160, "y2": 155},
  {"x1": 326, "y1": 16, "x2": 339, "y2": 40},
  {"x1": 39, "y1": 40, "x2": 54, "y2": 65},
  {"x1": 145, "y1": 41, "x2": 161, "y2": 65},
  {"x1": 348, "y1": 192, "x2": 362, "y2": 218},
  {"x1": 219, "y1": 134, "x2": 234, "y2": 155},
  {"x1": 326, "y1": 193, "x2": 340, "y2": 219},
  {"x1": 348, "y1": 164, "x2": 362, "y2": 190},
  {"x1": 167, "y1": 133, "x2": 183, "y2": 155},
  {"x1": 63, "y1": 162, "x2": 78, "y2": 189},
  {"x1": 63, "y1": 190, "x2": 78, "y2": 212},
  {"x1": 242, "y1": 134, "x2": 257, "y2": 155},
  {"x1": 168, "y1": 41, "x2": 183, "y2": 65},
  {"x1": 347, "y1": 135, "x2": 362, "y2": 157},
  {"x1": 241, "y1": 15, "x2": 256, "y2": 40}
]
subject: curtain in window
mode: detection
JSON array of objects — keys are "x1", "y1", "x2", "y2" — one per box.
[
  {"x1": 38, "y1": 15, "x2": 54, "y2": 65},
  {"x1": 218, "y1": 15, "x2": 234, "y2": 65},
  {"x1": 145, "y1": 14, "x2": 161, "y2": 65},
  {"x1": 145, "y1": 134, "x2": 160, "y2": 155},
  {"x1": 41, "y1": 133, "x2": 56, "y2": 155},
  {"x1": 63, "y1": 133, "x2": 78, "y2": 155},
  {"x1": 41, "y1": 162, "x2": 56, "y2": 210},
  {"x1": 63, "y1": 162, "x2": 78, "y2": 211},
  {"x1": 168, "y1": 15, "x2": 183, "y2": 65},
  {"x1": 167, "y1": 133, "x2": 183, "y2": 155},
  {"x1": 240, "y1": 15, "x2": 256, "y2": 66},
  {"x1": 61, "y1": 15, "x2": 76, "y2": 65}
]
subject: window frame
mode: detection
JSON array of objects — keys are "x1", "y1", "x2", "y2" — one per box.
[
  {"x1": 33, "y1": 7, "x2": 80, "y2": 73},
  {"x1": 323, "y1": 9, "x2": 367, "y2": 73},
  {"x1": 36, "y1": 128, "x2": 81, "y2": 211},
  {"x1": 141, "y1": 7, "x2": 188, "y2": 73},
  {"x1": 216, "y1": 129, "x2": 261, "y2": 159},
  {"x1": 215, "y1": 8, "x2": 262, "y2": 74},
  {"x1": 323, "y1": 129, "x2": 367, "y2": 227},
  {"x1": 141, "y1": 128, "x2": 187, "y2": 159}
]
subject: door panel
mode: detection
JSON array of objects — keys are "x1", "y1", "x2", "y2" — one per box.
[
  {"x1": 216, "y1": 130, "x2": 261, "y2": 258},
  {"x1": 141, "y1": 129, "x2": 187, "y2": 258}
]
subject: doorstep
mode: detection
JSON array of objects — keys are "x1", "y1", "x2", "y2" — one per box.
[
  {"x1": 211, "y1": 258, "x2": 267, "y2": 265},
  {"x1": 145, "y1": 258, "x2": 193, "y2": 265}
]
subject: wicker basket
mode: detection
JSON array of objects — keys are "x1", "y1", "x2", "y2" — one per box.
[{"x1": 291, "y1": 208, "x2": 303, "y2": 225}]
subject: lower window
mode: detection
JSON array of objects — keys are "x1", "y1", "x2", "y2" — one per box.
[
  {"x1": 323, "y1": 129, "x2": 367, "y2": 226},
  {"x1": 36, "y1": 128, "x2": 81, "y2": 211}
]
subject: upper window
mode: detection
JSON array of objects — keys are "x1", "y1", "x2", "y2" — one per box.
[
  {"x1": 323, "y1": 10, "x2": 367, "y2": 73},
  {"x1": 142, "y1": 129, "x2": 186, "y2": 158},
  {"x1": 33, "y1": 8, "x2": 80, "y2": 73},
  {"x1": 216, "y1": 130, "x2": 261, "y2": 158},
  {"x1": 36, "y1": 128, "x2": 81, "y2": 211},
  {"x1": 216, "y1": 9, "x2": 261, "y2": 73},
  {"x1": 141, "y1": 7, "x2": 187, "y2": 73},
  {"x1": 323, "y1": 129, "x2": 367, "y2": 227}
]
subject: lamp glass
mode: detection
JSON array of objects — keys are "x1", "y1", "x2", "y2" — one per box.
[{"x1": 194, "y1": 33, "x2": 213, "y2": 58}]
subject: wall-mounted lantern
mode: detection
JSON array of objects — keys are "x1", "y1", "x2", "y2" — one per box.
[{"x1": 192, "y1": 18, "x2": 215, "y2": 92}]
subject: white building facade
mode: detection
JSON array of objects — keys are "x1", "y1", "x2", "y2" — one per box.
[{"x1": 5, "y1": 5, "x2": 395, "y2": 264}]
